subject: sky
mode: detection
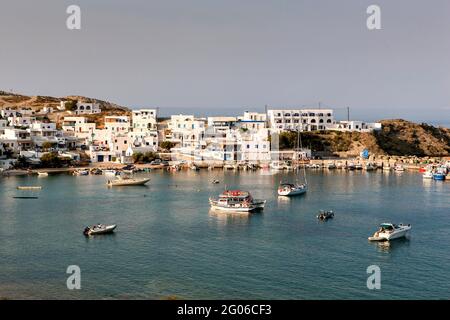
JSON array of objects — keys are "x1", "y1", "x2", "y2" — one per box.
[{"x1": 0, "y1": 0, "x2": 449, "y2": 124}]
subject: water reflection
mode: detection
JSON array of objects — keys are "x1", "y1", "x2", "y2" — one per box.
[
  {"x1": 371, "y1": 237, "x2": 411, "y2": 253},
  {"x1": 208, "y1": 209, "x2": 253, "y2": 226}
]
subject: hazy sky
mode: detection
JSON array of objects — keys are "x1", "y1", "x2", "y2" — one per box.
[{"x1": 1, "y1": 0, "x2": 449, "y2": 123}]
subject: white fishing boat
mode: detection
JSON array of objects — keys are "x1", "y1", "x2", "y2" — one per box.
[
  {"x1": 394, "y1": 164, "x2": 405, "y2": 172},
  {"x1": 365, "y1": 163, "x2": 377, "y2": 171},
  {"x1": 83, "y1": 224, "x2": 117, "y2": 236},
  {"x1": 37, "y1": 172, "x2": 49, "y2": 177},
  {"x1": 209, "y1": 190, "x2": 266, "y2": 212},
  {"x1": 107, "y1": 176, "x2": 150, "y2": 186},
  {"x1": 355, "y1": 163, "x2": 363, "y2": 170},
  {"x1": 368, "y1": 223, "x2": 411, "y2": 241}
]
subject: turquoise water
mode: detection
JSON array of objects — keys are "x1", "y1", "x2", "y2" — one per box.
[{"x1": 0, "y1": 170, "x2": 449, "y2": 299}]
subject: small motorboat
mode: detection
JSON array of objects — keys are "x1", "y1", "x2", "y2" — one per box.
[
  {"x1": 74, "y1": 169, "x2": 89, "y2": 176},
  {"x1": 347, "y1": 163, "x2": 356, "y2": 170},
  {"x1": 394, "y1": 164, "x2": 405, "y2": 172},
  {"x1": 433, "y1": 171, "x2": 446, "y2": 181},
  {"x1": 17, "y1": 186, "x2": 42, "y2": 190},
  {"x1": 317, "y1": 210, "x2": 334, "y2": 221},
  {"x1": 83, "y1": 224, "x2": 116, "y2": 236},
  {"x1": 107, "y1": 176, "x2": 150, "y2": 186},
  {"x1": 327, "y1": 162, "x2": 337, "y2": 170},
  {"x1": 212, "y1": 179, "x2": 220, "y2": 184},
  {"x1": 368, "y1": 223, "x2": 411, "y2": 241},
  {"x1": 422, "y1": 170, "x2": 433, "y2": 179},
  {"x1": 355, "y1": 163, "x2": 363, "y2": 170},
  {"x1": 90, "y1": 168, "x2": 103, "y2": 175},
  {"x1": 37, "y1": 172, "x2": 49, "y2": 177}
]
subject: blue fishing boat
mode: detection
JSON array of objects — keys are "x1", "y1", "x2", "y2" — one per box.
[{"x1": 433, "y1": 172, "x2": 446, "y2": 181}]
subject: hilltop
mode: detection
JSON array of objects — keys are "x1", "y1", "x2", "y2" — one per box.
[
  {"x1": 0, "y1": 90, "x2": 130, "y2": 128},
  {"x1": 280, "y1": 119, "x2": 450, "y2": 157},
  {"x1": 0, "y1": 90, "x2": 129, "y2": 112}
]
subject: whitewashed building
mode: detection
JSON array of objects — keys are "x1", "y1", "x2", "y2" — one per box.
[
  {"x1": 74, "y1": 102, "x2": 101, "y2": 115},
  {"x1": 104, "y1": 116, "x2": 130, "y2": 134},
  {"x1": 327, "y1": 121, "x2": 382, "y2": 132},
  {"x1": 267, "y1": 109, "x2": 334, "y2": 132}
]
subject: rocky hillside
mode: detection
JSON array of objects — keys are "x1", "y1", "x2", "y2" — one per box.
[
  {"x1": 280, "y1": 119, "x2": 450, "y2": 157},
  {"x1": 0, "y1": 90, "x2": 130, "y2": 128},
  {"x1": 0, "y1": 90, "x2": 129, "y2": 113}
]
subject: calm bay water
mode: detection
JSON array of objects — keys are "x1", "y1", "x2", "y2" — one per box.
[{"x1": 0, "y1": 170, "x2": 449, "y2": 299}]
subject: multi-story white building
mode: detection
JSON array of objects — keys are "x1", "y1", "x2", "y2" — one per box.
[
  {"x1": 28, "y1": 123, "x2": 59, "y2": 148},
  {"x1": 0, "y1": 128, "x2": 32, "y2": 153},
  {"x1": 0, "y1": 119, "x2": 8, "y2": 135},
  {"x1": 267, "y1": 109, "x2": 334, "y2": 132},
  {"x1": 132, "y1": 109, "x2": 157, "y2": 132},
  {"x1": 104, "y1": 116, "x2": 130, "y2": 134},
  {"x1": 168, "y1": 115, "x2": 206, "y2": 148},
  {"x1": 62, "y1": 116, "x2": 96, "y2": 141},
  {"x1": 130, "y1": 109, "x2": 159, "y2": 150},
  {"x1": 74, "y1": 102, "x2": 101, "y2": 115},
  {"x1": 237, "y1": 111, "x2": 267, "y2": 131}
]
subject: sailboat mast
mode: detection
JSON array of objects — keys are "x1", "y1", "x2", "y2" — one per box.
[{"x1": 298, "y1": 129, "x2": 307, "y2": 185}]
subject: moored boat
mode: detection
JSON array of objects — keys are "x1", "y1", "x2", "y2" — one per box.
[
  {"x1": 277, "y1": 183, "x2": 307, "y2": 196},
  {"x1": 433, "y1": 172, "x2": 446, "y2": 181},
  {"x1": 107, "y1": 176, "x2": 150, "y2": 186},
  {"x1": 270, "y1": 161, "x2": 286, "y2": 170},
  {"x1": 368, "y1": 223, "x2": 411, "y2": 241},
  {"x1": 17, "y1": 186, "x2": 42, "y2": 190},
  {"x1": 83, "y1": 224, "x2": 117, "y2": 236},
  {"x1": 209, "y1": 190, "x2": 266, "y2": 212},
  {"x1": 37, "y1": 172, "x2": 49, "y2": 177},
  {"x1": 317, "y1": 210, "x2": 334, "y2": 221},
  {"x1": 73, "y1": 169, "x2": 89, "y2": 176},
  {"x1": 423, "y1": 170, "x2": 433, "y2": 179}
]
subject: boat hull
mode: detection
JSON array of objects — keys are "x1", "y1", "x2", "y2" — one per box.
[
  {"x1": 107, "y1": 178, "x2": 150, "y2": 186},
  {"x1": 278, "y1": 187, "x2": 307, "y2": 196},
  {"x1": 209, "y1": 200, "x2": 266, "y2": 212}
]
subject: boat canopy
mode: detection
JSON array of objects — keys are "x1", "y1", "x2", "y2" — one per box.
[
  {"x1": 221, "y1": 190, "x2": 250, "y2": 198},
  {"x1": 380, "y1": 223, "x2": 394, "y2": 229}
]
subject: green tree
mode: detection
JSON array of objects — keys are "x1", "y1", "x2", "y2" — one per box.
[
  {"x1": 40, "y1": 152, "x2": 62, "y2": 168},
  {"x1": 160, "y1": 141, "x2": 175, "y2": 151},
  {"x1": 42, "y1": 141, "x2": 54, "y2": 151}
]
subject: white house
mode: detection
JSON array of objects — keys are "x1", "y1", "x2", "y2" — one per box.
[
  {"x1": 62, "y1": 116, "x2": 96, "y2": 140},
  {"x1": 237, "y1": 111, "x2": 267, "y2": 131},
  {"x1": 132, "y1": 109, "x2": 158, "y2": 132},
  {"x1": 74, "y1": 102, "x2": 101, "y2": 115},
  {"x1": 327, "y1": 121, "x2": 382, "y2": 132}
]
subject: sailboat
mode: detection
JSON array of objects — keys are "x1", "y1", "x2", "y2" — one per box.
[{"x1": 277, "y1": 130, "x2": 308, "y2": 196}]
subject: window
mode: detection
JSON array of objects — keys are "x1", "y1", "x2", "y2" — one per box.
[
  {"x1": 327, "y1": 119, "x2": 332, "y2": 123},
  {"x1": 319, "y1": 119, "x2": 324, "y2": 123},
  {"x1": 310, "y1": 119, "x2": 316, "y2": 123}
]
